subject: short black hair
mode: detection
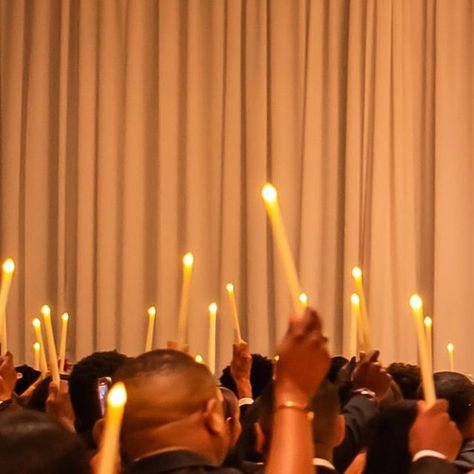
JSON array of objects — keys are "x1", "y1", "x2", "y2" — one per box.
[
  {"x1": 69, "y1": 351, "x2": 129, "y2": 435},
  {"x1": 386, "y1": 363, "x2": 421, "y2": 400},
  {"x1": 433, "y1": 372, "x2": 474, "y2": 429},
  {"x1": 14, "y1": 365, "x2": 41, "y2": 395},
  {"x1": 364, "y1": 401, "x2": 418, "y2": 474},
  {"x1": 219, "y1": 353, "x2": 273, "y2": 399},
  {"x1": 0, "y1": 409, "x2": 91, "y2": 474}
]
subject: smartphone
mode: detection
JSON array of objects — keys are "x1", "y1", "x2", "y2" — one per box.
[{"x1": 97, "y1": 376, "x2": 112, "y2": 416}]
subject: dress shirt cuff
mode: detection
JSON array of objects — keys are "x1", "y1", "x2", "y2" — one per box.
[{"x1": 239, "y1": 397, "x2": 254, "y2": 407}]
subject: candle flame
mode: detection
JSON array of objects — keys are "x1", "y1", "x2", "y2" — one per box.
[
  {"x1": 33, "y1": 342, "x2": 40, "y2": 351},
  {"x1": 261, "y1": 183, "x2": 278, "y2": 203},
  {"x1": 183, "y1": 252, "x2": 194, "y2": 267},
  {"x1": 209, "y1": 303, "x2": 218, "y2": 313},
  {"x1": 424, "y1": 316, "x2": 432, "y2": 328},
  {"x1": 409, "y1": 294, "x2": 423, "y2": 311},
  {"x1": 351, "y1": 266, "x2": 362, "y2": 279},
  {"x1": 41, "y1": 305, "x2": 51, "y2": 317},
  {"x1": 32, "y1": 318, "x2": 41, "y2": 328},
  {"x1": 2, "y1": 258, "x2": 15, "y2": 274},
  {"x1": 274, "y1": 355, "x2": 280, "y2": 362},
  {"x1": 195, "y1": 354, "x2": 204, "y2": 364},
  {"x1": 298, "y1": 292, "x2": 308, "y2": 306},
  {"x1": 226, "y1": 283, "x2": 234, "y2": 293},
  {"x1": 350, "y1": 293, "x2": 360, "y2": 305},
  {"x1": 147, "y1": 306, "x2": 156, "y2": 317},
  {"x1": 61, "y1": 312, "x2": 69, "y2": 322},
  {"x1": 107, "y1": 382, "x2": 127, "y2": 407},
  {"x1": 447, "y1": 343, "x2": 454, "y2": 352}
]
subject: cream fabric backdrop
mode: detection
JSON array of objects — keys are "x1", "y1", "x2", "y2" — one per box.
[{"x1": 1, "y1": 0, "x2": 473, "y2": 373}]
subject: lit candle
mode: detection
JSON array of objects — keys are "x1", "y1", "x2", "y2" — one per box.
[
  {"x1": 350, "y1": 293, "x2": 361, "y2": 356},
  {"x1": 261, "y1": 184, "x2": 304, "y2": 314},
  {"x1": 97, "y1": 382, "x2": 127, "y2": 474},
  {"x1": 447, "y1": 343, "x2": 454, "y2": 371},
  {"x1": 409, "y1": 294, "x2": 436, "y2": 406},
  {"x1": 0, "y1": 259, "x2": 15, "y2": 355},
  {"x1": 58, "y1": 313, "x2": 69, "y2": 373},
  {"x1": 424, "y1": 316, "x2": 433, "y2": 370},
  {"x1": 298, "y1": 292, "x2": 308, "y2": 307},
  {"x1": 208, "y1": 303, "x2": 217, "y2": 375},
  {"x1": 351, "y1": 266, "x2": 371, "y2": 351},
  {"x1": 145, "y1": 306, "x2": 156, "y2": 352},
  {"x1": 33, "y1": 342, "x2": 41, "y2": 371},
  {"x1": 32, "y1": 318, "x2": 48, "y2": 376},
  {"x1": 41, "y1": 305, "x2": 60, "y2": 384},
  {"x1": 226, "y1": 283, "x2": 242, "y2": 343},
  {"x1": 177, "y1": 252, "x2": 194, "y2": 345},
  {"x1": 195, "y1": 354, "x2": 204, "y2": 364}
]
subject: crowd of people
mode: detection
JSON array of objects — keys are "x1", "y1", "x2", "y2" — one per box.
[{"x1": 0, "y1": 307, "x2": 471, "y2": 473}]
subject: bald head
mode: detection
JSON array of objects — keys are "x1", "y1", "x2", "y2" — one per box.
[{"x1": 114, "y1": 350, "x2": 227, "y2": 463}]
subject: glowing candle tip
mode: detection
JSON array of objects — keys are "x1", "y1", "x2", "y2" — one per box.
[
  {"x1": 209, "y1": 303, "x2": 218, "y2": 313},
  {"x1": 107, "y1": 382, "x2": 127, "y2": 407},
  {"x1": 351, "y1": 266, "x2": 362, "y2": 279},
  {"x1": 226, "y1": 283, "x2": 234, "y2": 293},
  {"x1": 183, "y1": 252, "x2": 194, "y2": 267},
  {"x1": 2, "y1": 259, "x2": 15, "y2": 273},
  {"x1": 350, "y1": 293, "x2": 360, "y2": 305},
  {"x1": 261, "y1": 183, "x2": 278, "y2": 203},
  {"x1": 147, "y1": 306, "x2": 156, "y2": 317}
]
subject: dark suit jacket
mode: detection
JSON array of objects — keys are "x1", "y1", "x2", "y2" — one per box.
[
  {"x1": 334, "y1": 394, "x2": 379, "y2": 472},
  {"x1": 455, "y1": 440, "x2": 474, "y2": 472},
  {"x1": 314, "y1": 466, "x2": 338, "y2": 474},
  {"x1": 409, "y1": 457, "x2": 460, "y2": 474},
  {"x1": 125, "y1": 450, "x2": 241, "y2": 474}
]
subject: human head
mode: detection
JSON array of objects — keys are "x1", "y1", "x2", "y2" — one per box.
[
  {"x1": 69, "y1": 350, "x2": 129, "y2": 437},
  {"x1": 386, "y1": 363, "x2": 421, "y2": 399},
  {"x1": 0, "y1": 409, "x2": 91, "y2": 474},
  {"x1": 114, "y1": 349, "x2": 228, "y2": 464},
  {"x1": 363, "y1": 401, "x2": 417, "y2": 474},
  {"x1": 433, "y1": 372, "x2": 474, "y2": 439},
  {"x1": 219, "y1": 386, "x2": 242, "y2": 446},
  {"x1": 219, "y1": 353, "x2": 273, "y2": 398}
]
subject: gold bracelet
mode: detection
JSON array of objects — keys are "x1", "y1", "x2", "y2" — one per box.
[{"x1": 276, "y1": 401, "x2": 314, "y2": 421}]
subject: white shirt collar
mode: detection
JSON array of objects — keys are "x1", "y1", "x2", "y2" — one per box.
[{"x1": 312, "y1": 458, "x2": 336, "y2": 470}]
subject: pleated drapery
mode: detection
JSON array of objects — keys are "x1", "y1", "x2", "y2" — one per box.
[{"x1": 1, "y1": 0, "x2": 473, "y2": 374}]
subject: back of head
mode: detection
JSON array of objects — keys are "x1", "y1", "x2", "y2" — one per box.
[
  {"x1": 115, "y1": 349, "x2": 226, "y2": 461},
  {"x1": 433, "y1": 372, "x2": 474, "y2": 435},
  {"x1": 363, "y1": 401, "x2": 417, "y2": 474},
  {"x1": 387, "y1": 363, "x2": 421, "y2": 400},
  {"x1": 219, "y1": 353, "x2": 273, "y2": 398},
  {"x1": 310, "y1": 379, "x2": 341, "y2": 447},
  {"x1": 69, "y1": 350, "x2": 129, "y2": 434},
  {"x1": 0, "y1": 409, "x2": 91, "y2": 474}
]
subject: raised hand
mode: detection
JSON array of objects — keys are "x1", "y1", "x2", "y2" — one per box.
[
  {"x1": 0, "y1": 353, "x2": 17, "y2": 401},
  {"x1": 352, "y1": 350, "x2": 392, "y2": 399},
  {"x1": 46, "y1": 379, "x2": 75, "y2": 432},
  {"x1": 409, "y1": 399, "x2": 462, "y2": 462},
  {"x1": 230, "y1": 341, "x2": 253, "y2": 398}
]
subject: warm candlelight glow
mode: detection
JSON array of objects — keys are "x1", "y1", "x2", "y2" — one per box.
[
  {"x1": 195, "y1": 354, "x2": 204, "y2": 364},
  {"x1": 261, "y1": 182, "x2": 304, "y2": 314},
  {"x1": 97, "y1": 382, "x2": 127, "y2": 474},
  {"x1": 409, "y1": 294, "x2": 423, "y2": 311},
  {"x1": 145, "y1": 306, "x2": 156, "y2": 352},
  {"x1": 409, "y1": 293, "x2": 436, "y2": 406},
  {"x1": 208, "y1": 303, "x2": 217, "y2": 374},
  {"x1": 350, "y1": 293, "x2": 361, "y2": 356},
  {"x1": 298, "y1": 293, "x2": 308, "y2": 306},
  {"x1": 41, "y1": 305, "x2": 60, "y2": 384},
  {"x1": 178, "y1": 252, "x2": 194, "y2": 345},
  {"x1": 183, "y1": 252, "x2": 194, "y2": 267},
  {"x1": 209, "y1": 302, "x2": 218, "y2": 313},
  {"x1": 350, "y1": 293, "x2": 360, "y2": 305},
  {"x1": 2, "y1": 259, "x2": 15, "y2": 274},
  {"x1": 32, "y1": 318, "x2": 41, "y2": 328},
  {"x1": 261, "y1": 183, "x2": 278, "y2": 203},
  {"x1": 351, "y1": 266, "x2": 362, "y2": 280},
  {"x1": 59, "y1": 312, "x2": 69, "y2": 373},
  {"x1": 147, "y1": 306, "x2": 156, "y2": 317},
  {"x1": 41, "y1": 305, "x2": 51, "y2": 316},
  {"x1": 424, "y1": 315, "x2": 433, "y2": 372},
  {"x1": 424, "y1": 316, "x2": 432, "y2": 328},
  {"x1": 447, "y1": 343, "x2": 454, "y2": 371},
  {"x1": 33, "y1": 342, "x2": 41, "y2": 371},
  {"x1": 32, "y1": 318, "x2": 48, "y2": 375},
  {"x1": 226, "y1": 283, "x2": 242, "y2": 343},
  {"x1": 447, "y1": 343, "x2": 454, "y2": 352}
]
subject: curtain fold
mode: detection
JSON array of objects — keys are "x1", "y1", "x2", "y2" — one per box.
[{"x1": 1, "y1": 0, "x2": 473, "y2": 373}]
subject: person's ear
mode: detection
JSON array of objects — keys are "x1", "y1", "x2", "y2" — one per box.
[
  {"x1": 203, "y1": 398, "x2": 225, "y2": 436},
  {"x1": 335, "y1": 414, "x2": 346, "y2": 446},
  {"x1": 254, "y1": 421, "x2": 266, "y2": 454}
]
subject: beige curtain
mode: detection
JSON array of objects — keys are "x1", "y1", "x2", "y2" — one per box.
[{"x1": 1, "y1": 0, "x2": 473, "y2": 374}]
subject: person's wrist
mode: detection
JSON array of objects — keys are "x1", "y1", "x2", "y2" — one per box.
[
  {"x1": 274, "y1": 379, "x2": 309, "y2": 406},
  {"x1": 235, "y1": 379, "x2": 252, "y2": 398}
]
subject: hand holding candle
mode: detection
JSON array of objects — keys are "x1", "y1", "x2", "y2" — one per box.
[
  {"x1": 226, "y1": 283, "x2": 242, "y2": 343},
  {"x1": 59, "y1": 313, "x2": 69, "y2": 373},
  {"x1": 97, "y1": 382, "x2": 127, "y2": 474},
  {"x1": 0, "y1": 259, "x2": 15, "y2": 354},
  {"x1": 145, "y1": 306, "x2": 157, "y2": 352},
  {"x1": 261, "y1": 183, "x2": 304, "y2": 314},
  {"x1": 41, "y1": 305, "x2": 60, "y2": 384},
  {"x1": 447, "y1": 343, "x2": 454, "y2": 371},
  {"x1": 208, "y1": 303, "x2": 217, "y2": 375},
  {"x1": 351, "y1": 266, "x2": 371, "y2": 352},
  {"x1": 410, "y1": 294, "x2": 436, "y2": 406},
  {"x1": 177, "y1": 252, "x2": 194, "y2": 345}
]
